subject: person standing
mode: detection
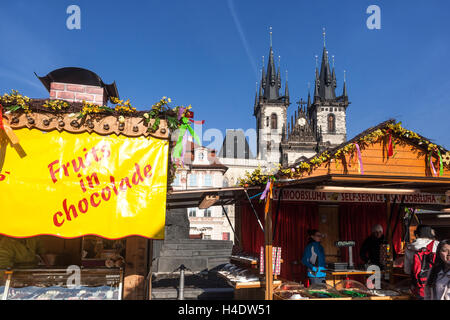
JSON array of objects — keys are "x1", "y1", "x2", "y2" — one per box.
[
  {"x1": 0, "y1": 236, "x2": 49, "y2": 269},
  {"x1": 360, "y1": 224, "x2": 385, "y2": 268},
  {"x1": 404, "y1": 225, "x2": 439, "y2": 299},
  {"x1": 425, "y1": 240, "x2": 450, "y2": 300},
  {"x1": 302, "y1": 229, "x2": 327, "y2": 285},
  {"x1": 404, "y1": 225, "x2": 439, "y2": 274}
]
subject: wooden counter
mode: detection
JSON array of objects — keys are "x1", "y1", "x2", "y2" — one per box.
[{"x1": 218, "y1": 271, "x2": 282, "y2": 300}]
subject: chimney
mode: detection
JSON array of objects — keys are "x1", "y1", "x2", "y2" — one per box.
[
  {"x1": 50, "y1": 82, "x2": 106, "y2": 105},
  {"x1": 36, "y1": 67, "x2": 119, "y2": 106}
]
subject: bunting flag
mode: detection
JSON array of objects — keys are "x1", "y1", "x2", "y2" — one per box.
[
  {"x1": 260, "y1": 179, "x2": 271, "y2": 201},
  {"x1": 388, "y1": 134, "x2": 394, "y2": 157},
  {"x1": 264, "y1": 180, "x2": 273, "y2": 214},
  {"x1": 172, "y1": 116, "x2": 202, "y2": 160},
  {"x1": 429, "y1": 149, "x2": 444, "y2": 177},
  {"x1": 429, "y1": 151, "x2": 437, "y2": 176},
  {"x1": 354, "y1": 143, "x2": 364, "y2": 174},
  {"x1": 0, "y1": 105, "x2": 20, "y2": 146},
  {"x1": 437, "y1": 149, "x2": 444, "y2": 176}
]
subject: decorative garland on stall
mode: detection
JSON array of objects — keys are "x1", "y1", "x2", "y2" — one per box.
[
  {"x1": 0, "y1": 90, "x2": 202, "y2": 187},
  {"x1": 239, "y1": 121, "x2": 450, "y2": 187}
]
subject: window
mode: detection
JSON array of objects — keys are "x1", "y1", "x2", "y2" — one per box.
[
  {"x1": 223, "y1": 178, "x2": 229, "y2": 188},
  {"x1": 270, "y1": 114, "x2": 277, "y2": 129},
  {"x1": 199, "y1": 152, "x2": 204, "y2": 160},
  {"x1": 204, "y1": 174, "x2": 212, "y2": 187},
  {"x1": 327, "y1": 114, "x2": 336, "y2": 133},
  {"x1": 204, "y1": 209, "x2": 212, "y2": 217},
  {"x1": 234, "y1": 136, "x2": 238, "y2": 159},
  {"x1": 203, "y1": 235, "x2": 211, "y2": 240},
  {"x1": 188, "y1": 208, "x2": 196, "y2": 217},
  {"x1": 222, "y1": 207, "x2": 228, "y2": 216},
  {"x1": 188, "y1": 174, "x2": 197, "y2": 187},
  {"x1": 222, "y1": 232, "x2": 230, "y2": 241},
  {"x1": 172, "y1": 174, "x2": 181, "y2": 186}
]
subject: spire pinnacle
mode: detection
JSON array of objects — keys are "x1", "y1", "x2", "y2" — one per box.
[
  {"x1": 284, "y1": 70, "x2": 289, "y2": 104},
  {"x1": 269, "y1": 26, "x2": 273, "y2": 47},
  {"x1": 254, "y1": 82, "x2": 258, "y2": 106},
  {"x1": 343, "y1": 70, "x2": 348, "y2": 98},
  {"x1": 322, "y1": 27, "x2": 326, "y2": 48}
]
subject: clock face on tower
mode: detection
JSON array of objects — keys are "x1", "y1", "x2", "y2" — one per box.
[{"x1": 297, "y1": 117, "x2": 306, "y2": 126}]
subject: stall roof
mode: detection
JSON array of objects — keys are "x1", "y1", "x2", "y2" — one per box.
[
  {"x1": 276, "y1": 174, "x2": 450, "y2": 194},
  {"x1": 166, "y1": 186, "x2": 262, "y2": 210}
]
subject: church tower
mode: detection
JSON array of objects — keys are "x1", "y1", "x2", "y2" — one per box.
[
  {"x1": 308, "y1": 29, "x2": 350, "y2": 149},
  {"x1": 254, "y1": 28, "x2": 290, "y2": 164}
]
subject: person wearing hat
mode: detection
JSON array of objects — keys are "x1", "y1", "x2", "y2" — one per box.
[{"x1": 360, "y1": 224, "x2": 386, "y2": 268}]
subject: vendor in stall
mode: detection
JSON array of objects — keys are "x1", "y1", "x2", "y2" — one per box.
[
  {"x1": 0, "y1": 236, "x2": 49, "y2": 269},
  {"x1": 302, "y1": 229, "x2": 327, "y2": 285},
  {"x1": 360, "y1": 224, "x2": 385, "y2": 269}
]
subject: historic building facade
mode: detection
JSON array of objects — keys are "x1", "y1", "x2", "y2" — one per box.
[
  {"x1": 220, "y1": 31, "x2": 350, "y2": 179},
  {"x1": 171, "y1": 140, "x2": 235, "y2": 241}
]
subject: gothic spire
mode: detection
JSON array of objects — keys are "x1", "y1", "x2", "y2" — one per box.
[
  {"x1": 342, "y1": 70, "x2": 348, "y2": 99},
  {"x1": 259, "y1": 69, "x2": 264, "y2": 99},
  {"x1": 277, "y1": 56, "x2": 281, "y2": 89},
  {"x1": 262, "y1": 27, "x2": 280, "y2": 102},
  {"x1": 331, "y1": 55, "x2": 337, "y2": 89},
  {"x1": 285, "y1": 70, "x2": 289, "y2": 104},
  {"x1": 317, "y1": 28, "x2": 336, "y2": 100},
  {"x1": 254, "y1": 82, "x2": 258, "y2": 108}
]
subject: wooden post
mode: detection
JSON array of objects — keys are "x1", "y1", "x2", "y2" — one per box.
[
  {"x1": 264, "y1": 191, "x2": 273, "y2": 300},
  {"x1": 148, "y1": 239, "x2": 153, "y2": 300},
  {"x1": 123, "y1": 236, "x2": 148, "y2": 300},
  {"x1": 385, "y1": 195, "x2": 394, "y2": 284}
]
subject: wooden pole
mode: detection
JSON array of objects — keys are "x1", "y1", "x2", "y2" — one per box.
[
  {"x1": 148, "y1": 239, "x2": 153, "y2": 300},
  {"x1": 264, "y1": 187, "x2": 274, "y2": 300},
  {"x1": 385, "y1": 195, "x2": 394, "y2": 284}
]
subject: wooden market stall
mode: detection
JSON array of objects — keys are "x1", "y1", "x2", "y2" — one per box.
[
  {"x1": 235, "y1": 119, "x2": 450, "y2": 300},
  {"x1": 0, "y1": 70, "x2": 189, "y2": 300}
]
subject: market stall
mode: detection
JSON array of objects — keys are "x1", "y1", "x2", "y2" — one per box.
[
  {"x1": 236, "y1": 120, "x2": 450, "y2": 300},
  {"x1": 0, "y1": 80, "x2": 194, "y2": 299}
]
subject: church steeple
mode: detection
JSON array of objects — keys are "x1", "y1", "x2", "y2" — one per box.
[
  {"x1": 262, "y1": 27, "x2": 281, "y2": 102},
  {"x1": 317, "y1": 28, "x2": 336, "y2": 101}
]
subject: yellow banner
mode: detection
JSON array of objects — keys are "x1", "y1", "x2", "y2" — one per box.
[{"x1": 0, "y1": 128, "x2": 168, "y2": 239}]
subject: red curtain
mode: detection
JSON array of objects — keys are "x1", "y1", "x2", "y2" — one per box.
[
  {"x1": 240, "y1": 200, "x2": 318, "y2": 282},
  {"x1": 339, "y1": 203, "x2": 402, "y2": 266}
]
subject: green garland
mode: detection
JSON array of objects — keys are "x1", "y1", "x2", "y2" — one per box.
[
  {"x1": 0, "y1": 90, "x2": 197, "y2": 188},
  {"x1": 239, "y1": 121, "x2": 449, "y2": 187}
]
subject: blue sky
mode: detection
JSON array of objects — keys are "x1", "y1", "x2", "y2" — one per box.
[{"x1": 0, "y1": 0, "x2": 449, "y2": 152}]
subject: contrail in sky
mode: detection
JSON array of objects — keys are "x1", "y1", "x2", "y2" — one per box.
[{"x1": 227, "y1": 0, "x2": 258, "y2": 78}]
